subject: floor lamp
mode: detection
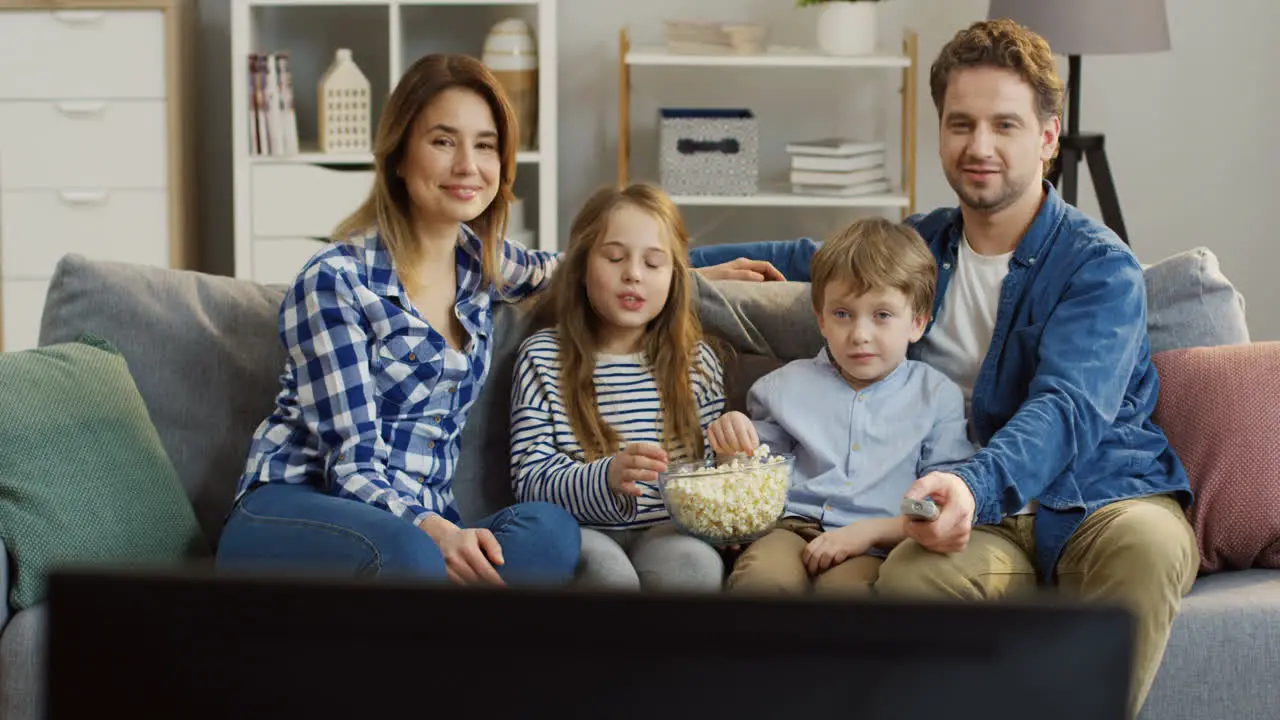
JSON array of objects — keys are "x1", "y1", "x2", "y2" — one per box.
[{"x1": 987, "y1": 0, "x2": 1171, "y2": 246}]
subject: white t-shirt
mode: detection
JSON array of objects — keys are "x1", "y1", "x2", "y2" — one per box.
[{"x1": 918, "y1": 234, "x2": 1036, "y2": 515}]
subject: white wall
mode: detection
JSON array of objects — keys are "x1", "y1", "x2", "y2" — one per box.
[{"x1": 197, "y1": 0, "x2": 1279, "y2": 340}]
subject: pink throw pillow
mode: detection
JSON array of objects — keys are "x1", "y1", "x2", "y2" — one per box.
[{"x1": 1152, "y1": 342, "x2": 1280, "y2": 573}]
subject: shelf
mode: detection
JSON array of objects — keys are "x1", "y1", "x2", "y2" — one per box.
[
  {"x1": 669, "y1": 189, "x2": 911, "y2": 208},
  {"x1": 248, "y1": 0, "x2": 541, "y2": 5},
  {"x1": 250, "y1": 150, "x2": 543, "y2": 165},
  {"x1": 625, "y1": 44, "x2": 911, "y2": 68}
]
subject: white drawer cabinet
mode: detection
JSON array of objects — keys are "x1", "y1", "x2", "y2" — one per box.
[{"x1": 0, "y1": 0, "x2": 193, "y2": 352}]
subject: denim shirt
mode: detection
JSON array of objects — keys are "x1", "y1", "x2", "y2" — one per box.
[{"x1": 906, "y1": 181, "x2": 1193, "y2": 581}]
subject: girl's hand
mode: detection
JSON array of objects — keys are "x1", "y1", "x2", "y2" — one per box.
[
  {"x1": 419, "y1": 515, "x2": 505, "y2": 586},
  {"x1": 608, "y1": 443, "x2": 669, "y2": 497},
  {"x1": 708, "y1": 411, "x2": 760, "y2": 456}
]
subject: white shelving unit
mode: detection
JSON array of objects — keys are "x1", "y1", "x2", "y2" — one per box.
[
  {"x1": 617, "y1": 29, "x2": 918, "y2": 217},
  {"x1": 230, "y1": 0, "x2": 558, "y2": 287}
]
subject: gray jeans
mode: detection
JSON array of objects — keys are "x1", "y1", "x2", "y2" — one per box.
[{"x1": 576, "y1": 523, "x2": 725, "y2": 592}]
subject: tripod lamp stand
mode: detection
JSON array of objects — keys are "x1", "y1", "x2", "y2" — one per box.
[{"x1": 987, "y1": 0, "x2": 1171, "y2": 246}]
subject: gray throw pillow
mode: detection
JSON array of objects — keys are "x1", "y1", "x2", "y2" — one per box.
[
  {"x1": 39, "y1": 255, "x2": 286, "y2": 546},
  {"x1": 1143, "y1": 247, "x2": 1250, "y2": 354}
]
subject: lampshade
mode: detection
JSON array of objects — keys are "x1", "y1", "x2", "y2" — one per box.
[{"x1": 987, "y1": 0, "x2": 1170, "y2": 56}]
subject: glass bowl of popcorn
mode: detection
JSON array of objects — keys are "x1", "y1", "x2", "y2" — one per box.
[{"x1": 657, "y1": 447, "x2": 794, "y2": 547}]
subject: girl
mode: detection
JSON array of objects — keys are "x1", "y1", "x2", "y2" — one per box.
[
  {"x1": 215, "y1": 54, "x2": 582, "y2": 587},
  {"x1": 509, "y1": 183, "x2": 727, "y2": 591}
]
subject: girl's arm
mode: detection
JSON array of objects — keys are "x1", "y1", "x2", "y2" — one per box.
[
  {"x1": 509, "y1": 336, "x2": 637, "y2": 525},
  {"x1": 286, "y1": 259, "x2": 447, "y2": 526}
]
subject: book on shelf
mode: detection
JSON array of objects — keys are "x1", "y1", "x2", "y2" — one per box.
[
  {"x1": 790, "y1": 178, "x2": 894, "y2": 197},
  {"x1": 248, "y1": 51, "x2": 300, "y2": 156},
  {"x1": 789, "y1": 166, "x2": 887, "y2": 187},
  {"x1": 790, "y1": 151, "x2": 886, "y2": 173},
  {"x1": 784, "y1": 137, "x2": 886, "y2": 157}
]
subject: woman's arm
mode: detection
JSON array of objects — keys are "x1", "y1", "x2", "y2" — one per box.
[
  {"x1": 286, "y1": 259, "x2": 447, "y2": 526},
  {"x1": 495, "y1": 236, "x2": 561, "y2": 303}
]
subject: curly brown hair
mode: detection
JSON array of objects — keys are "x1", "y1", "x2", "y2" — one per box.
[{"x1": 930, "y1": 18, "x2": 1064, "y2": 124}]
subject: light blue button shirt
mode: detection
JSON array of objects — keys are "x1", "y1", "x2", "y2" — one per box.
[{"x1": 747, "y1": 350, "x2": 977, "y2": 531}]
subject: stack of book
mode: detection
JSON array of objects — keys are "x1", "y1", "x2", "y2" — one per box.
[{"x1": 785, "y1": 138, "x2": 891, "y2": 196}]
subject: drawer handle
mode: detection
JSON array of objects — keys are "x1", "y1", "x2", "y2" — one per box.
[
  {"x1": 55, "y1": 101, "x2": 108, "y2": 117},
  {"x1": 58, "y1": 190, "x2": 110, "y2": 205},
  {"x1": 53, "y1": 11, "x2": 107, "y2": 25}
]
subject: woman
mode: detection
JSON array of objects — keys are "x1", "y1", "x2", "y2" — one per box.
[{"x1": 216, "y1": 54, "x2": 584, "y2": 587}]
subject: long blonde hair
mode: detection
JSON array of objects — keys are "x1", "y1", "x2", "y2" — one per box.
[
  {"x1": 538, "y1": 184, "x2": 707, "y2": 462},
  {"x1": 332, "y1": 54, "x2": 518, "y2": 287}
]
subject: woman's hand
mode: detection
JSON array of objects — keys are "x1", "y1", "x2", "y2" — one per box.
[
  {"x1": 708, "y1": 411, "x2": 760, "y2": 457},
  {"x1": 419, "y1": 515, "x2": 506, "y2": 586},
  {"x1": 607, "y1": 443, "x2": 669, "y2": 498}
]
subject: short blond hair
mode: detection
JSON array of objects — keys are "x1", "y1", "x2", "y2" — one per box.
[{"x1": 810, "y1": 217, "x2": 937, "y2": 318}]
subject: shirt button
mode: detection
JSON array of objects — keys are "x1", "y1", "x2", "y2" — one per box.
[
  {"x1": 447, "y1": 386, "x2": 457, "y2": 394},
  {"x1": 943, "y1": 262, "x2": 952, "y2": 270},
  {"x1": 427, "y1": 441, "x2": 435, "y2": 449},
  {"x1": 432, "y1": 416, "x2": 441, "y2": 424},
  {"x1": 857, "y1": 395, "x2": 866, "y2": 403},
  {"x1": 408, "y1": 353, "x2": 416, "y2": 362},
  {"x1": 851, "y1": 443, "x2": 861, "y2": 451}
]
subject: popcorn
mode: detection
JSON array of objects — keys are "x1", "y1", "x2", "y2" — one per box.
[{"x1": 659, "y1": 445, "x2": 791, "y2": 545}]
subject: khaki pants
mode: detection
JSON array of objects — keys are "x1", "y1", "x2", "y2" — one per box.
[
  {"x1": 726, "y1": 517, "x2": 882, "y2": 596},
  {"x1": 875, "y1": 494, "x2": 1199, "y2": 719}
]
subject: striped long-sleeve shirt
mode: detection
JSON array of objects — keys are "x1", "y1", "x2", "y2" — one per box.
[
  {"x1": 234, "y1": 226, "x2": 558, "y2": 527},
  {"x1": 510, "y1": 328, "x2": 726, "y2": 530}
]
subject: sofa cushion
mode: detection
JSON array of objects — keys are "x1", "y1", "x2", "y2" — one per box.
[
  {"x1": 1144, "y1": 247, "x2": 1250, "y2": 354},
  {"x1": 39, "y1": 255, "x2": 287, "y2": 546},
  {"x1": 1140, "y1": 569, "x2": 1280, "y2": 720},
  {"x1": 0, "y1": 335, "x2": 205, "y2": 610},
  {"x1": 1152, "y1": 342, "x2": 1280, "y2": 573}
]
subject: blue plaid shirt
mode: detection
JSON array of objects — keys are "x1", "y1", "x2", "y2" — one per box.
[{"x1": 235, "y1": 226, "x2": 558, "y2": 526}]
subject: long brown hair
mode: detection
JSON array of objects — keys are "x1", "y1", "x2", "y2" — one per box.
[
  {"x1": 538, "y1": 184, "x2": 707, "y2": 462},
  {"x1": 332, "y1": 54, "x2": 518, "y2": 287}
]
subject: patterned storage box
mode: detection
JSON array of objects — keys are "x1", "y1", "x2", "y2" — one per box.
[{"x1": 659, "y1": 108, "x2": 758, "y2": 196}]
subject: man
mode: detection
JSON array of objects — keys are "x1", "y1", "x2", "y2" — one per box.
[{"x1": 693, "y1": 19, "x2": 1199, "y2": 719}]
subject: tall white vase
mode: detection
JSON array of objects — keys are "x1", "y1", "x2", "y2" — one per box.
[{"x1": 816, "y1": 1, "x2": 879, "y2": 56}]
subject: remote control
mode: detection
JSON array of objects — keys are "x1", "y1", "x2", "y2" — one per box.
[{"x1": 901, "y1": 497, "x2": 939, "y2": 521}]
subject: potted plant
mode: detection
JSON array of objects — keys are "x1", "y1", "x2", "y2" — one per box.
[{"x1": 798, "y1": 0, "x2": 881, "y2": 56}]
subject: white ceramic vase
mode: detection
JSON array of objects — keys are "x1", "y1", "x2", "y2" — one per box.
[{"x1": 816, "y1": 1, "x2": 879, "y2": 56}]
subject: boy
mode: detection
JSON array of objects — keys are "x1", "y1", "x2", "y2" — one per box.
[{"x1": 707, "y1": 217, "x2": 976, "y2": 595}]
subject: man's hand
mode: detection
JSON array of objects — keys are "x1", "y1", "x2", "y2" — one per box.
[
  {"x1": 693, "y1": 258, "x2": 786, "y2": 283},
  {"x1": 419, "y1": 515, "x2": 506, "y2": 586},
  {"x1": 707, "y1": 411, "x2": 760, "y2": 457},
  {"x1": 607, "y1": 442, "x2": 669, "y2": 498},
  {"x1": 803, "y1": 521, "x2": 877, "y2": 574},
  {"x1": 902, "y1": 472, "x2": 976, "y2": 553}
]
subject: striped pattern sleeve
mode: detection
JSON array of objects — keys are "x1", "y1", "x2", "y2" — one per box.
[
  {"x1": 285, "y1": 258, "x2": 442, "y2": 525},
  {"x1": 509, "y1": 333, "x2": 636, "y2": 525},
  {"x1": 694, "y1": 342, "x2": 727, "y2": 462}
]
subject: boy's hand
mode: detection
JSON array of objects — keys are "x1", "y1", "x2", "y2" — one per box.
[
  {"x1": 607, "y1": 443, "x2": 669, "y2": 498},
  {"x1": 803, "y1": 521, "x2": 877, "y2": 575},
  {"x1": 708, "y1": 411, "x2": 760, "y2": 456}
]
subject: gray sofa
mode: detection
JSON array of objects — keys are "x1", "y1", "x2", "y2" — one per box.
[{"x1": 0, "y1": 248, "x2": 1275, "y2": 719}]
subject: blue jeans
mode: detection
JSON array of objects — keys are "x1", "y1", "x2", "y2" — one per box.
[
  {"x1": 215, "y1": 483, "x2": 582, "y2": 586},
  {"x1": 688, "y1": 238, "x2": 821, "y2": 282}
]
